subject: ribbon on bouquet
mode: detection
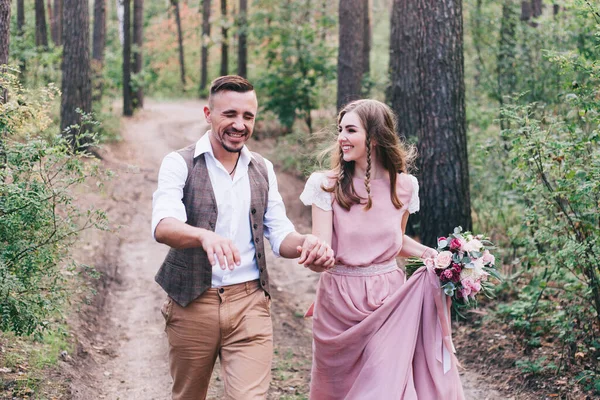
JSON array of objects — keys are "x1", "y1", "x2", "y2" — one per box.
[{"x1": 428, "y1": 266, "x2": 459, "y2": 374}]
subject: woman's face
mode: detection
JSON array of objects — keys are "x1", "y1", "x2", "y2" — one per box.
[{"x1": 338, "y1": 111, "x2": 368, "y2": 166}]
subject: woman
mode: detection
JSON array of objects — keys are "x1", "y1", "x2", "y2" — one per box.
[{"x1": 300, "y1": 99, "x2": 465, "y2": 399}]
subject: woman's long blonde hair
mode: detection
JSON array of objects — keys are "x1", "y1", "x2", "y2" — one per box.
[{"x1": 323, "y1": 99, "x2": 416, "y2": 211}]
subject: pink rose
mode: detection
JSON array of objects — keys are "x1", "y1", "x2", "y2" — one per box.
[
  {"x1": 449, "y1": 238, "x2": 462, "y2": 250},
  {"x1": 443, "y1": 269, "x2": 454, "y2": 280},
  {"x1": 460, "y1": 287, "x2": 471, "y2": 298},
  {"x1": 435, "y1": 251, "x2": 453, "y2": 268},
  {"x1": 464, "y1": 239, "x2": 483, "y2": 253},
  {"x1": 482, "y1": 250, "x2": 495, "y2": 265}
]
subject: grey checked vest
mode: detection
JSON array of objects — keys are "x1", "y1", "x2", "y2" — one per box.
[{"x1": 155, "y1": 144, "x2": 271, "y2": 307}]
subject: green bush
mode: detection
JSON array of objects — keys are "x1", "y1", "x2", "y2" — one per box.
[{"x1": 0, "y1": 69, "x2": 109, "y2": 338}]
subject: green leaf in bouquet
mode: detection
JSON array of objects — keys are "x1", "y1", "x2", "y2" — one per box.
[
  {"x1": 438, "y1": 239, "x2": 448, "y2": 249},
  {"x1": 453, "y1": 226, "x2": 463, "y2": 234},
  {"x1": 470, "y1": 251, "x2": 482, "y2": 259},
  {"x1": 462, "y1": 256, "x2": 471, "y2": 264},
  {"x1": 404, "y1": 257, "x2": 424, "y2": 278},
  {"x1": 453, "y1": 253, "x2": 462, "y2": 263},
  {"x1": 442, "y1": 282, "x2": 456, "y2": 296}
]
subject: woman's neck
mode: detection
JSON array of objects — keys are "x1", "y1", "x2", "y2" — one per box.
[{"x1": 353, "y1": 159, "x2": 388, "y2": 180}]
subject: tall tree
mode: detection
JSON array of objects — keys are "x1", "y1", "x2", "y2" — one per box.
[
  {"x1": 362, "y1": 0, "x2": 370, "y2": 79},
  {"x1": 388, "y1": 0, "x2": 472, "y2": 246},
  {"x1": 497, "y1": 0, "x2": 518, "y2": 122},
  {"x1": 92, "y1": 0, "x2": 106, "y2": 103},
  {"x1": 123, "y1": 0, "x2": 133, "y2": 115},
  {"x1": 16, "y1": 0, "x2": 26, "y2": 76},
  {"x1": 336, "y1": 0, "x2": 365, "y2": 110},
  {"x1": 171, "y1": 0, "x2": 186, "y2": 86},
  {"x1": 520, "y1": 1, "x2": 532, "y2": 21},
  {"x1": 133, "y1": 0, "x2": 144, "y2": 108},
  {"x1": 47, "y1": 0, "x2": 57, "y2": 44},
  {"x1": 220, "y1": 0, "x2": 228, "y2": 76},
  {"x1": 0, "y1": 0, "x2": 10, "y2": 104},
  {"x1": 35, "y1": 0, "x2": 49, "y2": 49},
  {"x1": 531, "y1": 0, "x2": 543, "y2": 17},
  {"x1": 200, "y1": 0, "x2": 211, "y2": 93},
  {"x1": 237, "y1": 0, "x2": 247, "y2": 77},
  {"x1": 60, "y1": 0, "x2": 92, "y2": 150},
  {"x1": 54, "y1": 0, "x2": 63, "y2": 46}
]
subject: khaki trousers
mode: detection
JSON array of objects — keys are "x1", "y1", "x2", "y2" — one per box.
[{"x1": 162, "y1": 280, "x2": 273, "y2": 400}]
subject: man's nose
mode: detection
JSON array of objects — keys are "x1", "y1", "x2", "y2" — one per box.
[{"x1": 232, "y1": 117, "x2": 245, "y2": 131}]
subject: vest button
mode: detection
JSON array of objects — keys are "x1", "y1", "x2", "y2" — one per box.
[
  {"x1": 251, "y1": 208, "x2": 256, "y2": 215},
  {"x1": 261, "y1": 280, "x2": 266, "y2": 286},
  {"x1": 260, "y1": 267, "x2": 264, "y2": 272},
  {"x1": 253, "y1": 223, "x2": 258, "y2": 229},
  {"x1": 209, "y1": 222, "x2": 214, "y2": 229},
  {"x1": 255, "y1": 237, "x2": 259, "y2": 243},
  {"x1": 257, "y1": 253, "x2": 261, "y2": 259}
]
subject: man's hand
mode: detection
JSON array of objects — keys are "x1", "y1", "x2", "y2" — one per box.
[
  {"x1": 200, "y1": 230, "x2": 241, "y2": 270},
  {"x1": 296, "y1": 234, "x2": 335, "y2": 272}
]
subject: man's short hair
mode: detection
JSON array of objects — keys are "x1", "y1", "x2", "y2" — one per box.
[{"x1": 209, "y1": 76, "x2": 254, "y2": 106}]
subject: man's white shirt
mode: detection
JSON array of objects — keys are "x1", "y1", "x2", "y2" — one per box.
[{"x1": 152, "y1": 132, "x2": 295, "y2": 288}]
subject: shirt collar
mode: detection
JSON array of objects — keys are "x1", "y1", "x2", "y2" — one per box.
[{"x1": 194, "y1": 130, "x2": 253, "y2": 166}]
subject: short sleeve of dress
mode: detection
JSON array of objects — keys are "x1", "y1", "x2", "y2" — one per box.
[
  {"x1": 300, "y1": 172, "x2": 333, "y2": 211},
  {"x1": 408, "y1": 174, "x2": 420, "y2": 214}
]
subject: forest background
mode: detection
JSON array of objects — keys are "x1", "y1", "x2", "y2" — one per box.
[{"x1": 0, "y1": 0, "x2": 599, "y2": 398}]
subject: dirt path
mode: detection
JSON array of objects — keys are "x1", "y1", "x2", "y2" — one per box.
[{"x1": 72, "y1": 100, "x2": 509, "y2": 399}]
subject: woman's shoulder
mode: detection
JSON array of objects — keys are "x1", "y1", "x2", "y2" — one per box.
[
  {"x1": 301, "y1": 170, "x2": 335, "y2": 210},
  {"x1": 307, "y1": 170, "x2": 336, "y2": 188},
  {"x1": 395, "y1": 172, "x2": 418, "y2": 189}
]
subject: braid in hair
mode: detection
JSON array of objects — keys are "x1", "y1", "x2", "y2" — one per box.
[{"x1": 364, "y1": 133, "x2": 373, "y2": 210}]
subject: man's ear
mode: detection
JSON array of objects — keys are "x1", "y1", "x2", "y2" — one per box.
[{"x1": 204, "y1": 106, "x2": 211, "y2": 123}]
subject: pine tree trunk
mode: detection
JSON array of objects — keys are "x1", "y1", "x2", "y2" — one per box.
[
  {"x1": 47, "y1": 0, "x2": 56, "y2": 44},
  {"x1": 116, "y1": 0, "x2": 125, "y2": 44},
  {"x1": 133, "y1": 0, "x2": 144, "y2": 108},
  {"x1": 520, "y1": 0, "x2": 532, "y2": 21},
  {"x1": 200, "y1": 0, "x2": 211, "y2": 92},
  {"x1": 60, "y1": 0, "x2": 92, "y2": 150},
  {"x1": 497, "y1": 0, "x2": 518, "y2": 122},
  {"x1": 123, "y1": 0, "x2": 133, "y2": 115},
  {"x1": 92, "y1": 0, "x2": 106, "y2": 103},
  {"x1": 17, "y1": 0, "x2": 25, "y2": 35},
  {"x1": 531, "y1": 0, "x2": 543, "y2": 17},
  {"x1": 362, "y1": 0, "x2": 370, "y2": 79},
  {"x1": 237, "y1": 0, "x2": 247, "y2": 78},
  {"x1": 35, "y1": 0, "x2": 49, "y2": 49},
  {"x1": 0, "y1": 0, "x2": 10, "y2": 104},
  {"x1": 171, "y1": 0, "x2": 186, "y2": 86},
  {"x1": 54, "y1": 0, "x2": 63, "y2": 46},
  {"x1": 336, "y1": 0, "x2": 365, "y2": 111},
  {"x1": 220, "y1": 0, "x2": 228, "y2": 76},
  {"x1": 388, "y1": 0, "x2": 472, "y2": 247}
]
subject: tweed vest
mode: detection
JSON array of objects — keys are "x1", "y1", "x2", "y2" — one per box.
[{"x1": 155, "y1": 143, "x2": 271, "y2": 307}]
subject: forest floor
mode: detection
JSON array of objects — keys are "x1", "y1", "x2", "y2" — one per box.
[{"x1": 54, "y1": 100, "x2": 517, "y2": 399}]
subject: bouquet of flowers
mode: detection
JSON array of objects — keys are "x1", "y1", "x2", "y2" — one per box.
[{"x1": 405, "y1": 227, "x2": 500, "y2": 306}]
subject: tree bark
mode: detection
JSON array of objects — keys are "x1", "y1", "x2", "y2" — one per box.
[
  {"x1": 35, "y1": 0, "x2": 49, "y2": 49},
  {"x1": 362, "y1": 0, "x2": 370, "y2": 79},
  {"x1": 123, "y1": 0, "x2": 133, "y2": 116},
  {"x1": 336, "y1": 0, "x2": 365, "y2": 111},
  {"x1": 171, "y1": 0, "x2": 186, "y2": 86},
  {"x1": 60, "y1": 0, "x2": 92, "y2": 150},
  {"x1": 200, "y1": 0, "x2": 211, "y2": 92},
  {"x1": 497, "y1": 0, "x2": 517, "y2": 107},
  {"x1": 0, "y1": 0, "x2": 10, "y2": 104},
  {"x1": 133, "y1": 0, "x2": 144, "y2": 108},
  {"x1": 54, "y1": 0, "x2": 63, "y2": 46},
  {"x1": 220, "y1": 0, "x2": 228, "y2": 76},
  {"x1": 92, "y1": 0, "x2": 106, "y2": 103},
  {"x1": 237, "y1": 0, "x2": 247, "y2": 78},
  {"x1": 388, "y1": 0, "x2": 472, "y2": 246},
  {"x1": 17, "y1": 0, "x2": 25, "y2": 35},
  {"x1": 531, "y1": 0, "x2": 543, "y2": 17},
  {"x1": 521, "y1": 0, "x2": 532, "y2": 21}
]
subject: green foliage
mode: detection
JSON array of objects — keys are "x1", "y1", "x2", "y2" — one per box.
[
  {"x1": 0, "y1": 70, "x2": 109, "y2": 338},
  {"x1": 250, "y1": 0, "x2": 337, "y2": 132}
]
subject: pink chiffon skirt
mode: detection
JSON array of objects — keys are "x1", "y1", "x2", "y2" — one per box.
[{"x1": 309, "y1": 261, "x2": 465, "y2": 400}]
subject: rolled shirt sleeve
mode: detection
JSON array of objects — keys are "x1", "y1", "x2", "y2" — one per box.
[
  {"x1": 262, "y1": 158, "x2": 296, "y2": 256},
  {"x1": 151, "y1": 152, "x2": 189, "y2": 240}
]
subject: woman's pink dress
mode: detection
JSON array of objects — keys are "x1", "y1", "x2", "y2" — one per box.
[{"x1": 300, "y1": 172, "x2": 465, "y2": 400}]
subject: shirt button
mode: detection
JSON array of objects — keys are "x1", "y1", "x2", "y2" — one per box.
[{"x1": 219, "y1": 288, "x2": 224, "y2": 293}]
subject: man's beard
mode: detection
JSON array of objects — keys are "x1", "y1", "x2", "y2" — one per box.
[{"x1": 219, "y1": 128, "x2": 247, "y2": 153}]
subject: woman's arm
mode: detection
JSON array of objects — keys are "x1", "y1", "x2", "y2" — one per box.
[
  {"x1": 304, "y1": 205, "x2": 334, "y2": 272},
  {"x1": 397, "y1": 212, "x2": 437, "y2": 259}
]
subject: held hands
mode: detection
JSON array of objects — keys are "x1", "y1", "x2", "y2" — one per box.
[
  {"x1": 296, "y1": 234, "x2": 335, "y2": 272},
  {"x1": 199, "y1": 230, "x2": 241, "y2": 270}
]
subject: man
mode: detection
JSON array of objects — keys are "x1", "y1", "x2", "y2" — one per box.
[{"x1": 152, "y1": 75, "x2": 334, "y2": 400}]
